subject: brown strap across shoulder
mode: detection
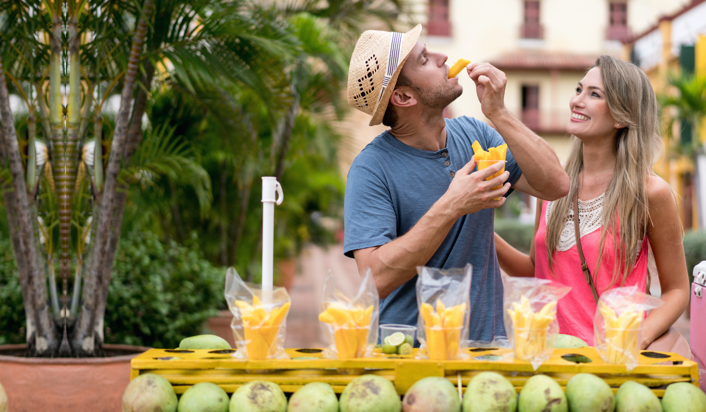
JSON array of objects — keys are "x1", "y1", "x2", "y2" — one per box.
[{"x1": 574, "y1": 192, "x2": 600, "y2": 303}]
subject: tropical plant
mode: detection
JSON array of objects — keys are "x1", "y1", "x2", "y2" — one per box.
[
  {"x1": 659, "y1": 71, "x2": 706, "y2": 230},
  {"x1": 0, "y1": 0, "x2": 409, "y2": 357},
  {"x1": 0, "y1": 0, "x2": 296, "y2": 356}
]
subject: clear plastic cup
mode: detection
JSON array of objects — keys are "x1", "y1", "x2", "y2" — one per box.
[
  {"x1": 380, "y1": 324, "x2": 417, "y2": 347},
  {"x1": 476, "y1": 159, "x2": 506, "y2": 200}
]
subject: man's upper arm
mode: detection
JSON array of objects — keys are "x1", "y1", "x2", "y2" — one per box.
[{"x1": 343, "y1": 163, "x2": 397, "y2": 258}]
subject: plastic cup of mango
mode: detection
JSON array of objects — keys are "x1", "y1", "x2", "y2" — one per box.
[
  {"x1": 476, "y1": 159, "x2": 506, "y2": 201},
  {"x1": 379, "y1": 324, "x2": 416, "y2": 356}
]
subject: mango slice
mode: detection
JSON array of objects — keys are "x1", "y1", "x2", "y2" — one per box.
[
  {"x1": 319, "y1": 304, "x2": 373, "y2": 359},
  {"x1": 419, "y1": 300, "x2": 466, "y2": 360},
  {"x1": 473, "y1": 142, "x2": 508, "y2": 199},
  {"x1": 236, "y1": 298, "x2": 291, "y2": 360},
  {"x1": 507, "y1": 296, "x2": 556, "y2": 362},
  {"x1": 598, "y1": 303, "x2": 642, "y2": 364},
  {"x1": 448, "y1": 58, "x2": 471, "y2": 79}
]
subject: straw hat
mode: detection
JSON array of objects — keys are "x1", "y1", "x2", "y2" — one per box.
[{"x1": 347, "y1": 24, "x2": 422, "y2": 126}]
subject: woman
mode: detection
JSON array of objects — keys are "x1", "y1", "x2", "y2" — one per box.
[{"x1": 495, "y1": 56, "x2": 690, "y2": 348}]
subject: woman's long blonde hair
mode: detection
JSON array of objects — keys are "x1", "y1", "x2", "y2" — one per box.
[{"x1": 545, "y1": 55, "x2": 662, "y2": 289}]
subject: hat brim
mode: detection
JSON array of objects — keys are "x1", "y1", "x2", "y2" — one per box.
[{"x1": 368, "y1": 24, "x2": 422, "y2": 126}]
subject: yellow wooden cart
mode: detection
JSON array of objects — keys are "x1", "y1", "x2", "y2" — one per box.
[{"x1": 131, "y1": 346, "x2": 699, "y2": 397}]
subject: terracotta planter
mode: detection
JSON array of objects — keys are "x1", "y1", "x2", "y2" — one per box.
[
  {"x1": 206, "y1": 310, "x2": 236, "y2": 348},
  {"x1": 0, "y1": 344, "x2": 150, "y2": 412},
  {"x1": 276, "y1": 258, "x2": 296, "y2": 291}
]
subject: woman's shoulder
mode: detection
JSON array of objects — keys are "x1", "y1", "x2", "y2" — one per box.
[{"x1": 646, "y1": 174, "x2": 675, "y2": 209}]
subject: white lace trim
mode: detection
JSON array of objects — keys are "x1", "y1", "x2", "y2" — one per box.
[{"x1": 546, "y1": 193, "x2": 604, "y2": 252}]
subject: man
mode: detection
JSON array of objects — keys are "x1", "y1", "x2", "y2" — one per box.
[{"x1": 344, "y1": 25, "x2": 569, "y2": 342}]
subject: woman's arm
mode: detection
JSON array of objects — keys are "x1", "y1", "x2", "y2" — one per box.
[
  {"x1": 641, "y1": 176, "x2": 691, "y2": 349},
  {"x1": 494, "y1": 198, "x2": 542, "y2": 277}
]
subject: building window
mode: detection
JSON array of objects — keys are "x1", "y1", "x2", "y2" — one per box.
[
  {"x1": 428, "y1": 0, "x2": 451, "y2": 37},
  {"x1": 521, "y1": 85, "x2": 540, "y2": 130},
  {"x1": 606, "y1": 2, "x2": 629, "y2": 41},
  {"x1": 520, "y1": 1, "x2": 543, "y2": 39}
]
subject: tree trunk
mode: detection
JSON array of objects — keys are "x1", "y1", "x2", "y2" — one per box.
[
  {"x1": 0, "y1": 57, "x2": 59, "y2": 356},
  {"x1": 72, "y1": 0, "x2": 154, "y2": 356},
  {"x1": 93, "y1": 62, "x2": 156, "y2": 337},
  {"x1": 0, "y1": 141, "x2": 36, "y2": 345}
]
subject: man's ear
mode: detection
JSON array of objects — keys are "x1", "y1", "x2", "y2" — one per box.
[{"x1": 389, "y1": 87, "x2": 417, "y2": 109}]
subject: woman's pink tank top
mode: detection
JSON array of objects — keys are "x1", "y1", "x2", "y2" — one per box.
[{"x1": 534, "y1": 198, "x2": 648, "y2": 346}]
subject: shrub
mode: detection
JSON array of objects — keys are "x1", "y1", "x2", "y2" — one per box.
[
  {"x1": 683, "y1": 230, "x2": 706, "y2": 284},
  {"x1": 0, "y1": 238, "x2": 25, "y2": 344},
  {"x1": 494, "y1": 218, "x2": 534, "y2": 253},
  {"x1": 104, "y1": 231, "x2": 224, "y2": 348},
  {"x1": 0, "y1": 232, "x2": 224, "y2": 348}
]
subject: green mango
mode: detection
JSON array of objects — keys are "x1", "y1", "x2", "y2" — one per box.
[
  {"x1": 662, "y1": 382, "x2": 706, "y2": 412},
  {"x1": 566, "y1": 374, "x2": 614, "y2": 412},
  {"x1": 518, "y1": 375, "x2": 567, "y2": 412},
  {"x1": 178, "y1": 383, "x2": 229, "y2": 412},
  {"x1": 178, "y1": 334, "x2": 231, "y2": 350},
  {"x1": 340, "y1": 375, "x2": 401, "y2": 412},
  {"x1": 288, "y1": 382, "x2": 338, "y2": 412},
  {"x1": 229, "y1": 381, "x2": 286, "y2": 412},
  {"x1": 463, "y1": 372, "x2": 516, "y2": 412},
  {"x1": 554, "y1": 334, "x2": 588, "y2": 349},
  {"x1": 122, "y1": 374, "x2": 177, "y2": 412},
  {"x1": 403, "y1": 377, "x2": 460, "y2": 412},
  {"x1": 615, "y1": 381, "x2": 661, "y2": 412}
]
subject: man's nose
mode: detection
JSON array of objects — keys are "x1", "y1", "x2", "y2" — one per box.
[{"x1": 437, "y1": 52, "x2": 448, "y2": 66}]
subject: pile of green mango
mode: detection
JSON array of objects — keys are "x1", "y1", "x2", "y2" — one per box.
[{"x1": 121, "y1": 334, "x2": 706, "y2": 412}]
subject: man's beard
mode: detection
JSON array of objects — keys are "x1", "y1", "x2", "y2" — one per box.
[{"x1": 416, "y1": 83, "x2": 462, "y2": 111}]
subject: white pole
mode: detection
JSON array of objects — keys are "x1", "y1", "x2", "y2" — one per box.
[{"x1": 261, "y1": 177, "x2": 283, "y2": 297}]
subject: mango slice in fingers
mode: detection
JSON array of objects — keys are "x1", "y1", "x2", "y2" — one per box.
[{"x1": 448, "y1": 58, "x2": 471, "y2": 78}]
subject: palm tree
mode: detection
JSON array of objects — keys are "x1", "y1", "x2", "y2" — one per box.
[{"x1": 660, "y1": 71, "x2": 706, "y2": 230}]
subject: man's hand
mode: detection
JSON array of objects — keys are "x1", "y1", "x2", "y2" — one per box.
[
  {"x1": 442, "y1": 157, "x2": 510, "y2": 218},
  {"x1": 467, "y1": 63, "x2": 508, "y2": 119}
]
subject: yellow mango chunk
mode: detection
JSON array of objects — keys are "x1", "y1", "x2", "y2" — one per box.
[
  {"x1": 473, "y1": 142, "x2": 508, "y2": 200},
  {"x1": 507, "y1": 297, "x2": 556, "y2": 362},
  {"x1": 472, "y1": 142, "x2": 507, "y2": 162},
  {"x1": 236, "y1": 298, "x2": 290, "y2": 360},
  {"x1": 599, "y1": 303, "x2": 642, "y2": 364},
  {"x1": 421, "y1": 301, "x2": 466, "y2": 360},
  {"x1": 320, "y1": 304, "x2": 374, "y2": 359},
  {"x1": 448, "y1": 58, "x2": 471, "y2": 78}
]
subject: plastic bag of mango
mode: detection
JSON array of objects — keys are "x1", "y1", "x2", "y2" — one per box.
[
  {"x1": 594, "y1": 285, "x2": 663, "y2": 371},
  {"x1": 225, "y1": 267, "x2": 291, "y2": 360},
  {"x1": 503, "y1": 276, "x2": 570, "y2": 370},
  {"x1": 319, "y1": 269, "x2": 380, "y2": 360},
  {"x1": 415, "y1": 265, "x2": 472, "y2": 361}
]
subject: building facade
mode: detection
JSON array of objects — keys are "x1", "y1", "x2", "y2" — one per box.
[
  {"x1": 624, "y1": 0, "x2": 706, "y2": 229},
  {"x1": 343, "y1": 0, "x2": 689, "y2": 167}
]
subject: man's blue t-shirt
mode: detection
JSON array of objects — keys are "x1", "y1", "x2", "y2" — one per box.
[{"x1": 343, "y1": 116, "x2": 522, "y2": 342}]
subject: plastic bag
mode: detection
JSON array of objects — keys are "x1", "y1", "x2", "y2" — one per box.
[
  {"x1": 503, "y1": 276, "x2": 571, "y2": 369},
  {"x1": 319, "y1": 269, "x2": 379, "y2": 360},
  {"x1": 594, "y1": 285, "x2": 663, "y2": 370},
  {"x1": 224, "y1": 267, "x2": 291, "y2": 361},
  {"x1": 416, "y1": 264, "x2": 472, "y2": 360}
]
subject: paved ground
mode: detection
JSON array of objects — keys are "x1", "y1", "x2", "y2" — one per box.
[{"x1": 284, "y1": 243, "x2": 691, "y2": 349}]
